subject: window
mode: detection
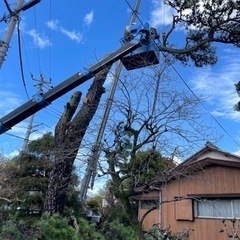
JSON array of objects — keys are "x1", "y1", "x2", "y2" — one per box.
[
  {"x1": 195, "y1": 199, "x2": 240, "y2": 219},
  {"x1": 141, "y1": 200, "x2": 159, "y2": 210}
]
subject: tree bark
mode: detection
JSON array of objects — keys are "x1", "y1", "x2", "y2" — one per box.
[{"x1": 43, "y1": 66, "x2": 111, "y2": 214}]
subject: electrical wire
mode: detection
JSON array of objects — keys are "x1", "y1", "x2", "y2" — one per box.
[
  {"x1": 48, "y1": 0, "x2": 53, "y2": 85},
  {"x1": 17, "y1": 18, "x2": 30, "y2": 100},
  {"x1": 21, "y1": 30, "x2": 34, "y2": 78},
  {"x1": 33, "y1": 6, "x2": 41, "y2": 73},
  {"x1": 171, "y1": 64, "x2": 240, "y2": 148},
  {"x1": 124, "y1": 0, "x2": 240, "y2": 148},
  {"x1": 23, "y1": 0, "x2": 75, "y2": 122},
  {"x1": 5, "y1": 132, "x2": 26, "y2": 140},
  {"x1": 163, "y1": 0, "x2": 165, "y2": 27}
]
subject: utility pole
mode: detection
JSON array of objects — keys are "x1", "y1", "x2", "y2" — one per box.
[
  {"x1": 21, "y1": 111, "x2": 35, "y2": 153},
  {"x1": 80, "y1": 0, "x2": 141, "y2": 202},
  {"x1": 21, "y1": 74, "x2": 46, "y2": 153},
  {"x1": 0, "y1": 0, "x2": 41, "y2": 69}
]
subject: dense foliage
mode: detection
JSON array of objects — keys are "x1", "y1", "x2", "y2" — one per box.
[
  {"x1": 161, "y1": 0, "x2": 240, "y2": 66},
  {"x1": 0, "y1": 214, "x2": 106, "y2": 240}
]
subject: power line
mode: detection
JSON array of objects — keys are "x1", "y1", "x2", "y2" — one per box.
[
  {"x1": 17, "y1": 18, "x2": 30, "y2": 100},
  {"x1": 21, "y1": 31, "x2": 33, "y2": 76},
  {"x1": 33, "y1": 6, "x2": 41, "y2": 73},
  {"x1": 48, "y1": 0, "x2": 53, "y2": 84},
  {"x1": 5, "y1": 132, "x2": 26, "y2": 140},
  {"x1": 170, "y1": 64, "x2": 240, "y2": 148}
]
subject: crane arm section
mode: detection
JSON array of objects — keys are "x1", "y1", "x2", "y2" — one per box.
[
  {"x1": 0, "y1": 41, "x2": 141, "y2": 134},
  {"x1": 0, "y1": 23, "x2": 160, "y2": 134}
]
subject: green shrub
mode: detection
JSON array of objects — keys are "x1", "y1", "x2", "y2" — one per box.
[
  {"x1": 0, "y1": 218, "x2": 38, "y2": 240},
  {"x1": 0, "y1": 219, "x2": 22, "y2": 240},
  {"x1": 101, "y1": 219, "x2": 136, "y2": 240},
  {"x1": 78, "y1": 217, "x2": 105, "y2": 240},
  {"x1": 39, "y1": 213, "x2": 78, "y2": 240}
]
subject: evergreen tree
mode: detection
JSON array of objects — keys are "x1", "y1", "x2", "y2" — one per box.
[{"x1": 10, "y1": 133, "x2": 53, "y2": 216}]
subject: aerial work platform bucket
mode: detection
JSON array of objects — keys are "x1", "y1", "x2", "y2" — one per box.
[
  {"x1": 121, "y1": 43, "x2": 159, "y2": 70},
  {"x1": 120, "y1": 22, "x2": 160, "y2": 71}
]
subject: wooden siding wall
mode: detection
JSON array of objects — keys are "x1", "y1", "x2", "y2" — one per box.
[
  {"x1": 161, "y1": 165, "x2": 240, "y2": 240},
  {"x1": 139, "y1": 209, "x2": 160, "y2": 230},
  {"x1": 138, "y1": 191, "x2": 160, "y2": 230}
]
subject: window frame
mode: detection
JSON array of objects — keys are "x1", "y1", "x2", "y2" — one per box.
[
  {"x1": 194, "y1": 198, "x2": 240, "y2": 219},
  {"x1": 140, "y1": 200, "x2": 159, "y2": 210}
]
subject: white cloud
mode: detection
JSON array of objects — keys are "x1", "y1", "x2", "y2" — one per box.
[
  {"x1": 28, "y1": 29, "x2": 51, "y2": 48},
  {"x1": 84, "y1": 11, "x2": 94, "y2": 26},
  {"x1": 7, "y1": 150, "x2": 20, "y2": 158},
  {"x1": 233, "y1": 148, "x2": 240, "y2": 156},
  {"x1": 0, "y1": 91, "x2": 23, "y2": 115},
  {"x1": 46, "y1": 19, "x2": 59, "y2": 30},
  {"x1": 150, "y1": 0, "x2": 176, "y2": 27},
  {"x1": 190, "y1": 48, "x2": 240, "y2": 122},
  {"x1": 46, "y1": 19, "x2": 83, "y2": 43},
  {"x1": 60, "y1": 27, "x2": 83, "y2": 43},
  {"x1": 1, "y1": 122, "x2": 52, "y2": 158},
  {"x1": 0, "y1": 88, "x2": 51, "y2": 155}
]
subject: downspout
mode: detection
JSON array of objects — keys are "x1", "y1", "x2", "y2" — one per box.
[{"x1": 159, "y1": 190, "x2": 162, "y2": 225}]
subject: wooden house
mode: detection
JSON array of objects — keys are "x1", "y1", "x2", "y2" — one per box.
[{"x1": 137, "y1": 143, "x2": 240, "y2": 239}]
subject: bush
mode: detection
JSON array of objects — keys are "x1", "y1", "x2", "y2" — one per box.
[
  {"x1": 98, "y1": 202, "x2": 139, "y2": 240},
  {"x1": 78, "y1": 217, "x2": 105, "y2": 240},
  {"x1": 0, "y1": 219, "x2": 23, "y2": 240},
  {"x1": 0, "y1": 213, "x2": 106, "y2": 240},
  {"x1": 0, "y1": 217, "x2": 39, "y2": 240},
  {"x1": 39, "y1": 213, "x2": 78, "y2": 240},
  {"x1": 101, "y1": 219, "x2": 136, "y2": 240},
  {"x1": 144, "y1": 225, "x2": 190, "y2": 240}
]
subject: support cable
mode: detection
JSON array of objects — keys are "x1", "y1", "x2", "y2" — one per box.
[
  {"x1": 48, "y1": 0, "x2": 53, "y2": 84},
  {"x1": 171, "y1": 64, "x2": 240, "y2": 148},
  {"x1": 33, "y1": 6, "x2": 41, "y2": 73},
  {"x1": 17, "y1": 19, "x2": 30, "y2": 100}
]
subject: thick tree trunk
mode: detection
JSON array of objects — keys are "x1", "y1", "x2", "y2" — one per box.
[{"x1": 43, "y1": 66, "x2": 111, "y2": 214}]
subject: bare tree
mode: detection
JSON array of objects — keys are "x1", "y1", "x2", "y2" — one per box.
[{"x1": 98, "y1": 62, "x2": 217, "y2": 236}]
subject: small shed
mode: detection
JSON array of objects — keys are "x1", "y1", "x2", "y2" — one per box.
[{"x1": 138, "y1": 143, "x2": 240, "y2": 240}]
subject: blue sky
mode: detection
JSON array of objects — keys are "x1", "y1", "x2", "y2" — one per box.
[{"x1": 0, "y1": 0, "x2": 240, "y2": 161}]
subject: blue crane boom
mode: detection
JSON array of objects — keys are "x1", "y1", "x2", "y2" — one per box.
[{"x1": 0, "y1": 23, "x2": 159, "y2": 134}]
